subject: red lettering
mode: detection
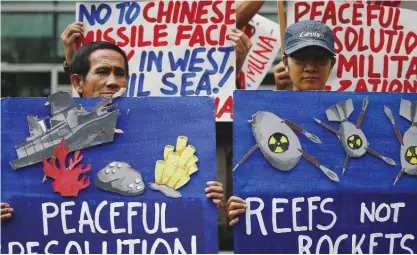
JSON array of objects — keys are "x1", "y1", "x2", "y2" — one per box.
[
  {"x1": 359, "y1": 55, "x2": 365, "y2": 78},
  {"x1": 369, "y1": 28, "x2": 384, "y2": 52},
  {"x1": 259, "y1": 35, "x2": 277, "y2": 50},
  {"x1": 392, "y1": 8, "x2": 404, "y2": 30},
  {"x1": 206, "y1": 25, "x2": 218, "y2": 45},
  {"x1": 175, "y1": 25, "x2": 193, "y2": 46},
  {"x1": 154, "y1": 24, "x2": 168, "y2": 47},
  {"x1": 219, "y1": 25, "x2": 227, "y2": 46},
  {"x1": 157, "y1": 1, "x2": 173, "y2": 23},
  {"x1": 172, "y1": 1, "x2": 181, "y2": 23},
  {"x1": 116, "y1": 27, "x2": 129, "y2": 47},
  {"x1": 224, "y1": 1, "x2": 236, "y2": 25},
  {"x1": 322, "y1": 1, "x2": 336, "y2": 25},
  {"x1": 310, "y1": 1, "x2": 325, "y2": 20},
  {"x1": 355, "y1": 79, "x2": 369, "y2": 92},
  {"x1": 143, "y1": 2, "x2": 156, "y2": 23},
  {"x1": 77, "y1": 30, "x2": 95, "y2": 49},
  {"x1": 368, "y1": 79, "x2": 381, "y2": 92},
  {"x1": 345, "y1": 26, "x2": 358, "y2": 52},
  {"x1": 405, "y1": 32, "x2": 417, "y2": 55},
  {"x1": 189, "y1": 25, "x2": 205, "y2": 47},
  {"x1": 352, "y1": 3, "x2": 364, "y2": 26},
  {"x1": 195, "y1": 1, "x2": 210, "y2": 23},
  {"x1": 179, "y1": 1, "x2": 198, "y2": 23},
  {"x1": 103, "y1": 28, "x2": 115, "y2": 45},
  {"x1": 338, "y1": 3, "x2": 351, "y2": 24},
  {"x1": 130, "y1": 26, "x2": 136, "y2": 47},
  {"x1": 379, "y1": 7, "x2": 394, "y2": 29},
  {"x1": 333, "y1": 27, "x2": 344, "y2": 53},
  {"x1": 338, "y1": 54, "x2": 358, "y2": 78},
  {"x1": 216, "y1": 96, "x2": 233, "y2": 119},
  {"x1": 404, "y1": 80, "x2": 417, "y2": 93},
  {"x1": 338, "y1": 80, "x2": 352, "y2": 91},
  {"x1": 391, "y1": 56, "x2": 408, "y2": 78},
  {"x1": 394, "y1": 31, "x2": 404, "y2": 54},
  {"x1": 357, "y1": 28, "x2": 368, "y2": 51},
  {"x1": 406, "y1": 56, "x2": 417, "y2": 79},
  {"x1": 382, "y1": 79, "x2": 389, "y2": 92},
  {"x1": 384, "y1": 30, "x2": 397, "y2": 53},
  {"x1": 367, "y1": 5, "x2": 380, "y2": 26},
  {"x1": 383, "y1": 55, "x2": 389, "y2": 78},
  {"x1": 368, "y1": 55, "x2": 380, "y2": 78},
  {"x1": 211, "y1": 1, "x2": 224, "y2": 23},
  {"x1": 389, "y1": 79, "x2": 402, "y2": 92},
  {"x1": 137, "y1": 26, "x2": 152, "y2": 47},
  {"x1": 294, "y1": 2, "x2": 310, "y2": 22}
]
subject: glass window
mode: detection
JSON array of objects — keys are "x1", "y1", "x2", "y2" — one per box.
[
  {"x1": 2, "y1": 72, "x2": 51, "y2": 97},
  {"x1": 56, "y1": 12, "x2": 76, "y2": 60},
  {"x1": 1, "y1": 13, "x2": 55, "y2": 63}
]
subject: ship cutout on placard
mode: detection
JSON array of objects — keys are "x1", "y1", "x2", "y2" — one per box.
[
  {"x1": 10, "y1": 89, "x2": 125, "y2": 171},
  {"x1": 149, "y1": 136, "x2": 199, "y2": 198},
  {"x1": 233, "y1": 111, "x2": 340, "y2": 182},
  {"x1": 314, "y1": 97, "x2": 396, "y2": 176},
  {"x1": 384, "y1": 99, "x2": 417, "y2": 185}
]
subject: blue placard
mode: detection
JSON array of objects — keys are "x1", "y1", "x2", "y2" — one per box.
[
  {"x1": 1, "y1": 96, "x2": 217, "y2": 254},
  {"x1": 233, "y1": 90, "x2": 417, "y2": 254}
]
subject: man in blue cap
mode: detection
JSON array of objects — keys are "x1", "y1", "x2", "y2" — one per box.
[
  {"x1": 225, "y1": 20, "x2": 337, "y2": 227},
  {"x1": 274, "y1": 20, "x2": 336, "y2": 91}
]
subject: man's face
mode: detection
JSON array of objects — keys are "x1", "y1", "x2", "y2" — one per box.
[
  {"x1": 285, "y1": 46, "x2": 334, "y2": 91},
  {"x1": 74, "y1": 49, "x2": 127, "y2": 98}
]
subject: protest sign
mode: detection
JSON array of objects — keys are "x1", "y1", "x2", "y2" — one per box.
[
  {"x1": 287, "y1": 1, "x2": 417, "y2": 93},
  {"x1": 240, "y1": 14, "x2": 280, "y2": 90},
  {"x1": 233, "y1": 90, "x2": 417, "y2": 253},
  {"x1": 1, "y1": 96, "x2": 218, "y2": 254},
  {"x1": 75, "y1": 1, "x2": 236, "y2": 121}
]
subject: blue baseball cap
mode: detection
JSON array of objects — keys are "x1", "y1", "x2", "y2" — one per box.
[{"x1": 284, "y1": 20, "x2": 335, "y2": 56}]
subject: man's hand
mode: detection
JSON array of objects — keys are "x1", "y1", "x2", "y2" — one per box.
[
  {"x1": 228, "y1": 28, "x2": 252, "y2": 76},
  {"x1": 274, "y1": 61, "x2": 292, "y2": 90},
  {"x1": 205, "y1": 181, "x2": 224, "y2": 208},
  {"x1": 1, "y1": 203, "x2": 14, "y2": 222},
  {"x1": 225, "y1": 196, "x2": 247, "y2": 227},
  {"x1": 61, "y1": 22, "x2": 84, "y2": 65}
]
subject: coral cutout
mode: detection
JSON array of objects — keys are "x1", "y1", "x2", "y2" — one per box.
[{"x1": 42, "y1": 138, "x2": 91, "y2": 197}]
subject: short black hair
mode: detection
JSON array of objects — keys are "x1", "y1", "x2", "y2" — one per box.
[{"x1": 70, "y1": 41, "x2": 129, "y2": 79}]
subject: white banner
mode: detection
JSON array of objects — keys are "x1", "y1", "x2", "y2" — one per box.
[
  {"x1": 240, "y1": 14, "x2": 280, "y2": 90},
  {"x1": 76, "y1": 1, "x2": 236, "y2": 121},
  {"x1": 287, "y1": 1, "x2": 417, "y2": 93}
]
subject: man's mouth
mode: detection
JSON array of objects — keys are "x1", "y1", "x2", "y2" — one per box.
[{"x1": 302, "y1": 77, "x2": 319, "y2": 80}]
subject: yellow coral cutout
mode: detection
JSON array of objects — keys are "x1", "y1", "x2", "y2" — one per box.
[{"x1": 154, "y1": 136, "x2": 199, "y2": 190}]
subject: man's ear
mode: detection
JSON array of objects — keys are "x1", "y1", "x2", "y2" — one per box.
[{"x1": 71, "y1": 74, "x2": 83, "y2": 96}]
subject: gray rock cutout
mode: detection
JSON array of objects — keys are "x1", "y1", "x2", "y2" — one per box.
[{"x1": 95, "y1": 161, "x2": 145, "y2": 196}]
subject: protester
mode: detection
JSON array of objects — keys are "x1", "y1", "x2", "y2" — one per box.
[
  {"x1": 226, "y1": 20, "x2": 337, "y2": 226},
  {"x1": 273, "y1": 20, "x2": 336, "y2": 91}
]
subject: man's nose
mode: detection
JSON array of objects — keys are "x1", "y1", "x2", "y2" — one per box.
[
  {"x1": 304, "y1": 61, "x2": 318, "y2": 72},
  {"x1": 106, "y1": 73, "x2": 126, "y2": 88}
]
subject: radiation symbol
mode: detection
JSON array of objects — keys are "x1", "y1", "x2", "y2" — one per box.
[
  {"x1": 405, "y1": 146, "x2": 417, "y2": 165},
  {"x1": 268, "y1": 133, "x2": 290, "y2": 153},
  {"x1": 347, "y1": 134, "x2": 362, "y2": 150}
]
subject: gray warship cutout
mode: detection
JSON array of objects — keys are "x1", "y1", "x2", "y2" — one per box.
[
  {"x1": 10, "y1": 90, "x2": 124, "y2": 170},
  {"x1": 233, "y1": 111, "x2": 340, "y2": 182},
  {"x1": 314, "y1": 97, "x2": 396, "y2": 176},
  {"x1": 95, "y1": 161, "x2": 145, "y2": 196},
  {"x1": 384, "y1": 99, "x2": 417, "y2": 185}
]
